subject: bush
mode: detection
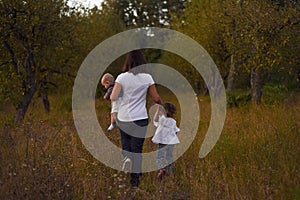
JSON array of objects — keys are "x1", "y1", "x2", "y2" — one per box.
[
  {"x1": 262, "y1": 84, "x2": 288, "y2": 105},
  {"x1": 227, "y1": 89, "x2": 252, "y2": 107}
]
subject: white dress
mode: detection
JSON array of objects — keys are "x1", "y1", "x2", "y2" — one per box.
[{"x1": 152, "y1": 115, "x2": 180, "y2": 145}]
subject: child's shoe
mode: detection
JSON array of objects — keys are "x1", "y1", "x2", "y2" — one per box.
[{"x1": 157, "y1": 169, "x2": 166, "y2": 180}]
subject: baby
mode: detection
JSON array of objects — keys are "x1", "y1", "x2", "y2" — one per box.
[{"x1": 101, "y1": 73, "x2": 120, "y2": 132}]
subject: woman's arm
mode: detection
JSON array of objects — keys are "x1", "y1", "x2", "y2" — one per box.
[
  {"x1": 110, "y1": 82, "x2": 122, "y2": 101},
  {"x1": 149, "y1": 84, "x2": 162, "y2": 105}
]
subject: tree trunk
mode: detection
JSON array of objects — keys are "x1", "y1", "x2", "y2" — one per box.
[
  {"x1": 250, "y1": 66, "x2": 263, "y2": 104},
  {"x1": 14, "y1": 51, "x2": 37, "y2": 123},
  {"x1": 227, "y1": 54, "x2": 236, "y2": 91},
  {"x1": 42, "y1": 94, "x2": 50, "y2": 113},
  {"x1": 41, "y1": 79, "x2": 50, "y2": 113},
  {"x1": 14, "y1": 83, "x2": 37, "y2": 123}
]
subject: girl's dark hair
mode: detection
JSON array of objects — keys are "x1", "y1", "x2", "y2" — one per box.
[
  {"x1": 163, "y1": 102, "x2": 176, "y2": 118},
  {"x1": 122, "y1": 50, "x2": 147, "y2": 73}
]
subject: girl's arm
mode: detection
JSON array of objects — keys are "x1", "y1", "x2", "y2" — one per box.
[
  {"x1": 110, "y1": 82, "x2": 121, "y2": 101},
  {"x1": 153, "y1": 104, "x2": 161, "y2": 123}
]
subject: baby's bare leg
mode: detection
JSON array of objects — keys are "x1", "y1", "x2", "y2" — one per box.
[
  {"x1": 111, "y1": 113, "x2": 115, "y2": 124},
  {"x1": 107, "y1": 112, "x2": 117, "y2": 131}
]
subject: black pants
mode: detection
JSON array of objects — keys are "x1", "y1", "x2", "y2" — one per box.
[{"x1": 118, "y1": 119, "x2": 148, "y2": 187}]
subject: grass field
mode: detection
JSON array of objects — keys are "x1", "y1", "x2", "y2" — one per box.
[{"x1": 0, "y1": 90, "x2": 299, "y2": 199}]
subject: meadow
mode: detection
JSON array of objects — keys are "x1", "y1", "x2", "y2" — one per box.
[{"x1": 0, "y1": 89, "x2": 299, "y2": 200}]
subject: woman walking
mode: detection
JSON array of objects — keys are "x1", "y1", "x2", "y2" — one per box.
[{"x1": 110, "y1": 50, "x2": 162, "y2": 187}]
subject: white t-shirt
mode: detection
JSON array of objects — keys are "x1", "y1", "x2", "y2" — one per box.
[
  {"x1": 152, "y1": 115, "x2": 180, "y2": 144},
  {"x1": 115, "y1": 72, "x2": 155, "y2": 122}
]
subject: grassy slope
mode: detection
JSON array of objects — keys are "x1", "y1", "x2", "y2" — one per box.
[{"x1": 0, "y1": 91, "x2": 299, "y2": 199}]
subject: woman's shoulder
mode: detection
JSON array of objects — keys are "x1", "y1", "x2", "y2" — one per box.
[
  {"x1": 116, "y1": 72, "x2": 128, "y2": 82},
  {"x1": 116, "y1": 72, "x2": 154, "y2": 84},
  {"x1": 140, "y1": 73, "x2": 153, "y2": 78},
  {"x1": 138, "y1": 73, "x2": 154, "y2": 84}
]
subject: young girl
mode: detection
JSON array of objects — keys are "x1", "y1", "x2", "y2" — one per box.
[{"x1": 152, "y1": 102, "x2": 180, "y2": 179}]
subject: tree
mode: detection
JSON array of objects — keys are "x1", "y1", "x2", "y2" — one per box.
[
  {"x1": 238, "y1": 0, "x2": 300, "y2": 103},
  {"x1": 169, "y1": 0, "x2": 300, "y2": 103},
  {"x1": 161, "y1": 0, "x2": 231, "y2": 94},
  {"x1": 0, "y1": 0, "x2": 128, "y2": 123},
  {"x1": 0, "y1": 0, "x2": 76, "y2": 123},
  {"x1": 99, "y1": 0, "x2": 189, "y2": 74},
  {"x1": 102, "y1": 0, "x2": 187, "y2": 27}
]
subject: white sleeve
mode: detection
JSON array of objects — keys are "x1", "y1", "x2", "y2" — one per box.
[
  {"x1": 115, "y1": 73, "x2": 123, "y2": 84},
  {"x1": 148, "y1": 74, "x2": 155, "y2": 86}
]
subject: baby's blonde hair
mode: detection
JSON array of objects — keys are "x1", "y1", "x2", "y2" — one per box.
[{"x1": 101, "y1": 73, "x2": 114, "y2": 84}]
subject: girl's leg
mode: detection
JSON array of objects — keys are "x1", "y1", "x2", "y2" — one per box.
[
  {"x1": 166, "y1": 144, "x2": 175, "y2": 174},
  {"x1": 156, "y1": 144, "x2": 166, "y2": 170}
]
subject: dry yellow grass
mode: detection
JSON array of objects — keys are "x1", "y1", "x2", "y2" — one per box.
[{"x1": 0, "y1": 91, "x2": 299, "y2": 199}]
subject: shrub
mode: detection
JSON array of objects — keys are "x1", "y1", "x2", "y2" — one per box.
[
  {"x1": 262, "y1": 84, "x2": 288, "y2": 105},
  {"x1": 227, "y1": 89, "x2": 252, "y2": 107}
]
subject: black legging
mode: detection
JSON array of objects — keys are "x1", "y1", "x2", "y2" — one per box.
[{"x1": 118, "y1": 119, "x2": 148, "y2": 186}]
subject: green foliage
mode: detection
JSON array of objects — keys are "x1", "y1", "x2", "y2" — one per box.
[
  {"x1": 170, "y1": 0, "x2": 300, "y2": 97},
  {"x1": 0, "y1": 0, "x2": 79, "y2": 121},
  {"x1": 1, "y1": 0, "x2": 299, "y2": 119},
  {"x1": 262, "y1": 84, "x2": 289, "y2": 105},
  {"x1": 158, "y1": 50, "x2": 203, "y2": 93},
  {"x1": 0, "y1": 65, "x2": 22, "y2": 104},
  {"x1": 0, "y1": 0, "x2": 126, "y2": 121},
  {"x1": 226, "y1": 89, "x2": 252, "y2": 107},
  {"x1": 290, "y1": 186, "x2": 300, "y2": 200},
  {"x1": 104, "y1": 0, "x2": 187, "y2": 27},
  {"x1": 226, "y1": 83, "x2": 291, "y2": 106}
]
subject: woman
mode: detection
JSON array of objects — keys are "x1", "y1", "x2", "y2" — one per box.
[{"x1": 110, "y1": 50, "x2": 162, "y2": 187}]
